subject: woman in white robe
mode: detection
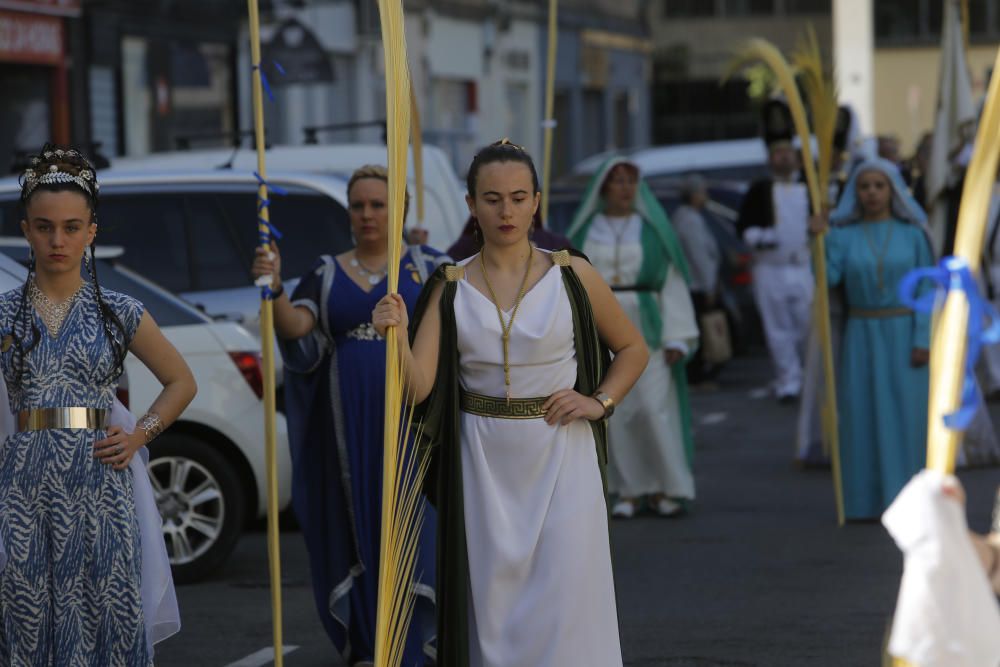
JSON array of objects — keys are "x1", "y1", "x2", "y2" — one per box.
[
  {"x1": 568, "y1": 158, "x2": 700, "y2": 518},
  {"x1": 374, "y1": 140, "x2": 650, "y2": 667}
]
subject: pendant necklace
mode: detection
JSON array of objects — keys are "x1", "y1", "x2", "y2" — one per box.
[
  {"x1": 480, "y1": 245, "x2": 534, "y2": 404},
  {"x1": 609, "y1": 214, "x2": 631, "y2": 286},
  {"x1": 350, "y1": 252, "x2": 388, "y2": 286},
  {"x1": 29, "y1": 279, "x2": 85, "y2": 337},
  {"x1": 861, "y1": 221, "x2": 894, "y2": 293}
]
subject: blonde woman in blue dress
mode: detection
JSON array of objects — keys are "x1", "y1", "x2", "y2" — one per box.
[{"x1": 0, "y1": 146, "x2": 195, "y2": 664}]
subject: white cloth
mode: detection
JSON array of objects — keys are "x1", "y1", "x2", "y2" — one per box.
[
  {"x1": 454, "y1": 254, "x2": 622, "y2": 667},
  {"x1": 672, "y1": 204, "x2": 720, "y2": 294},
  {"x1": 0, "y1": 382, "x2": 180, "y2": 654},
  {"x1": 750, "y1": 183, "x2": 813, "y2": 397},
  {"x1": 583, "y1": 215, "x2": 698, "y2": 499},
  {"x1": 883, "y1": 470, "x2": 1000, "y2": 667}
]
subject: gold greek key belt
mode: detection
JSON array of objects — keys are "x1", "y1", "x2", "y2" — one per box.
[
  {"x1": 459, "y1": 390, "x2": 548, "y2": 420},
  {"x1": 17, "y1": 407, "x2": 110, "y2": 432},
  {"x1": 848, "y1": 307, "x2": 913, "y2": 319}
]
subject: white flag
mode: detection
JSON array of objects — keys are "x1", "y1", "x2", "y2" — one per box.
[{"x1": 926, "y1": 0, "x2": 976, "y2": 254}]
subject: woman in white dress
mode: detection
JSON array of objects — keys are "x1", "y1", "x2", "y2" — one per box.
[
  {"x1": 373, "y1": 140, "x2": 649, "y2": 667},
  {"x1": 568, "y1": 158, "x2": 700, "y2": 518}
]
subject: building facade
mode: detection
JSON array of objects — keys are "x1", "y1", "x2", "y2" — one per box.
[
  {"x1": 649, "y1": 0, "x2": 1000, "y2": 154},
  {"x1": 0, "y1": 0, "x2": 86, "y2": 172},
  {"x1": 647, "y1": 0, "x2": 833, "y2": 145}
]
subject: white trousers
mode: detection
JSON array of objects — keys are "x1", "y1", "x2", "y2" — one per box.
[{"x1": 752, "y1": 263, "x2": 814, "y2": 397}]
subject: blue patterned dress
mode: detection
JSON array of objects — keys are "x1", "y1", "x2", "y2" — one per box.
[{"x1": 0, "y1": 281, "x2": 148, "y2": 666}]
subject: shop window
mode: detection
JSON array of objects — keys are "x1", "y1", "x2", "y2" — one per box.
[
  {"x1": 663, "y1": 0, "x2": 715, "y2": 17},
  {"x1": 722, "y1": 0, "x2": 775, "y2": 16},
  {"x1": 652, "y1": 78, "x2": 756, "y2": 145},
  {"x1": 785, "y1": 0, "x2": 830, "y2": 13},
  {"x1": 582, "y1": 89, "x2": 606, "y2": 158},
  {"x1": 121, "y1": 36, "x2": 234, "y2": 156}
]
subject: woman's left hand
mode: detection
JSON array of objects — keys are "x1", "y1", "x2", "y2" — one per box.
[
  {"x1": 911, "y1": 347, "x2": 930, "y2": 367},
  {"x1": 543, "y1": 389, "x2": 606, "y2": 426},
  {"x1": 94, "y1": 426, "x2": 144, "y2": 471}
]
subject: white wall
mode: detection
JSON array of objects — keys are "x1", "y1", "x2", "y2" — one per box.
[{"x1": 833, "y1": 0, "x2": 874, "y2": 136}]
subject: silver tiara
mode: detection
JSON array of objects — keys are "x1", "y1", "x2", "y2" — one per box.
[{"x1": 21, "y1": 165, "x2": 98, "y2": 199}]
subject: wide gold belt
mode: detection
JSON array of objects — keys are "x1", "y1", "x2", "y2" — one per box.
[
  {"x1": 460, "y1": 390, "x2": 548, "y2": 420},
  {"x1": 17, "y1": 407, "x2": 110, "y2": 432},
  {"x1": 848, "y1": 307, "x2": 913, "y2": 319}
]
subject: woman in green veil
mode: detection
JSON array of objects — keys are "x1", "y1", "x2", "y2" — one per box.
[{"x1": 568, "y1": 158, "x2": 699, "y2": 518}]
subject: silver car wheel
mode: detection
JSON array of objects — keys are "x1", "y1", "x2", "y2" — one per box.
[{"x1": 147, "y1": 456, "x2": 227, "y2": 566}]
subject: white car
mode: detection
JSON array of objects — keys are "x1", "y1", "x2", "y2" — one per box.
[
  {"x1": 572, "y1": 138, "x2": 770, "y2": 184},
  {"x1": 0, "y1": 249, "x2": 292, "y2": 583},
  {"x1": 111, "y1": 142, "x2": 469, "y2": 249}
]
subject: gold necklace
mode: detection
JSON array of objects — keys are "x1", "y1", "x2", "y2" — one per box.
[
  {"x1": 861, "y1": 221, "x2": 895, "y2": 292},
  {"x1": 479, "y1": 245, "x2": 534, "y2": 403},
  {"x1": 608, "y1": 214, "x2": 632, "y2": 285}
]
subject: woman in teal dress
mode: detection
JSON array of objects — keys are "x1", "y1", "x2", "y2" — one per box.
[{"x1": 809, "y1": 158, "x2": 934, "y2": 519}]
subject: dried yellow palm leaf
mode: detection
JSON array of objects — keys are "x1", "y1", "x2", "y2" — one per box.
[
  {"x1": 792, "y1": 25, "x2": 838, "y2": 206},
  {"x1": 925, "y1": 46, "x2": 1000, "y2": 475},
  {"x1": 723, "y1": 36, "x2": 845, "y2": 526},
  {"x1": 374, "y1": 1, "x2": 431, "y2": 666}
]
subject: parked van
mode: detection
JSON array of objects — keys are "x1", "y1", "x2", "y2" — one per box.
[{"x1": 111, "y1": 143, "x2": 468, "y2": 249}]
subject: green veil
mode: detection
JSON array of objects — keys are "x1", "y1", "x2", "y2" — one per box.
[
  {"x1": 567, "y1": 156, "x2": 692, "y2": 348},
  {"x1": 566, "y1": 156, "x2": 698, "y2": 469}
]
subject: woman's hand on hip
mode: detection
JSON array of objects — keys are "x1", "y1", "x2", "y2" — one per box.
[
  {"x1": 94, "y1": 426, "x2": 145, "y2": 471},
  {"x1": 373, "y1": 293, "x2": 409, "y2": 340},
  {"x1": 911, "y1": 347, "x2": 930, "y2": 367},
  {"x1": 543, "y1": 389, "x2": 605, "y2": 426}
]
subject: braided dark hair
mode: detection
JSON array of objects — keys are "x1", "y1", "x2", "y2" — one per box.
[
  {"x1": 466, "y1": 139, "x2": 540, "y2": 199},
  {"x1": 13, "y1": 143, "x2": 129, "y2": 386}
]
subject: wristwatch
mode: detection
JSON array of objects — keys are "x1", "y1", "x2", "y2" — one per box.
[{"x1": 592, "y1": 391, "x2": 616, "y2": 419}]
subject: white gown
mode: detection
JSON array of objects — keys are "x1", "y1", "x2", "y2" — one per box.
[
  {"x1": 454, "y1": 254, "x2": 623, "y2": 667},
  {"x1": 583, "y1": 213, "x2": 699, "y2": 500}
]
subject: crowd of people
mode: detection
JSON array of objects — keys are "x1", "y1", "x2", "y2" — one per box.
[{"x1": 2, "y1": 104, "x2": 1000, "y2": 665}]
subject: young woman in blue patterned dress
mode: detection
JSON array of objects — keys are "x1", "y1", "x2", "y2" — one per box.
[{"x1": 0, "y1": 146, "x2": 196, "y2": 665}]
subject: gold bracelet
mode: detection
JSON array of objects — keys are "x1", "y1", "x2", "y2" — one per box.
[
  {"x1": 138, "y1": 412, "x2": 164, "y2": 444},
  {"x1": 592, "y1": 391, "x2": 615, "y2": 419}
]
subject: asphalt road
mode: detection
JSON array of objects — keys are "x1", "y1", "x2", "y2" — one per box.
[{"x1": 152, "y1": 354, "x2": 1000, "y2": 667}]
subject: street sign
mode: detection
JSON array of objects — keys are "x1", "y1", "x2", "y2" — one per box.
[{"x1": 262, "y1": 18, "x2": 335, "y2": 85}]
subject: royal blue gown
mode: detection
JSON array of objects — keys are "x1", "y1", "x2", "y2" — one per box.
[
  {"x1": 281, "y1": 248, "x2": 441, "y2": 666},
  {"x1": 825, "y1": 220, "x2": 933, "y2": 519}
]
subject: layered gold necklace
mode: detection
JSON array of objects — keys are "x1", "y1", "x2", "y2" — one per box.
[{"x1": 479, "y1": 245, "x2": 534, "y2": 403}]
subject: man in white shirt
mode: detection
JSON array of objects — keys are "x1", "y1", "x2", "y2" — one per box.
[{"x1": 737, "y1": 100, "x2": 813, "y2": 402}]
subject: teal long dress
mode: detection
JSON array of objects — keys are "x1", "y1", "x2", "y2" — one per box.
[{"x1": 825, "y1": 219, "x2": 933, "y2": 519}]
